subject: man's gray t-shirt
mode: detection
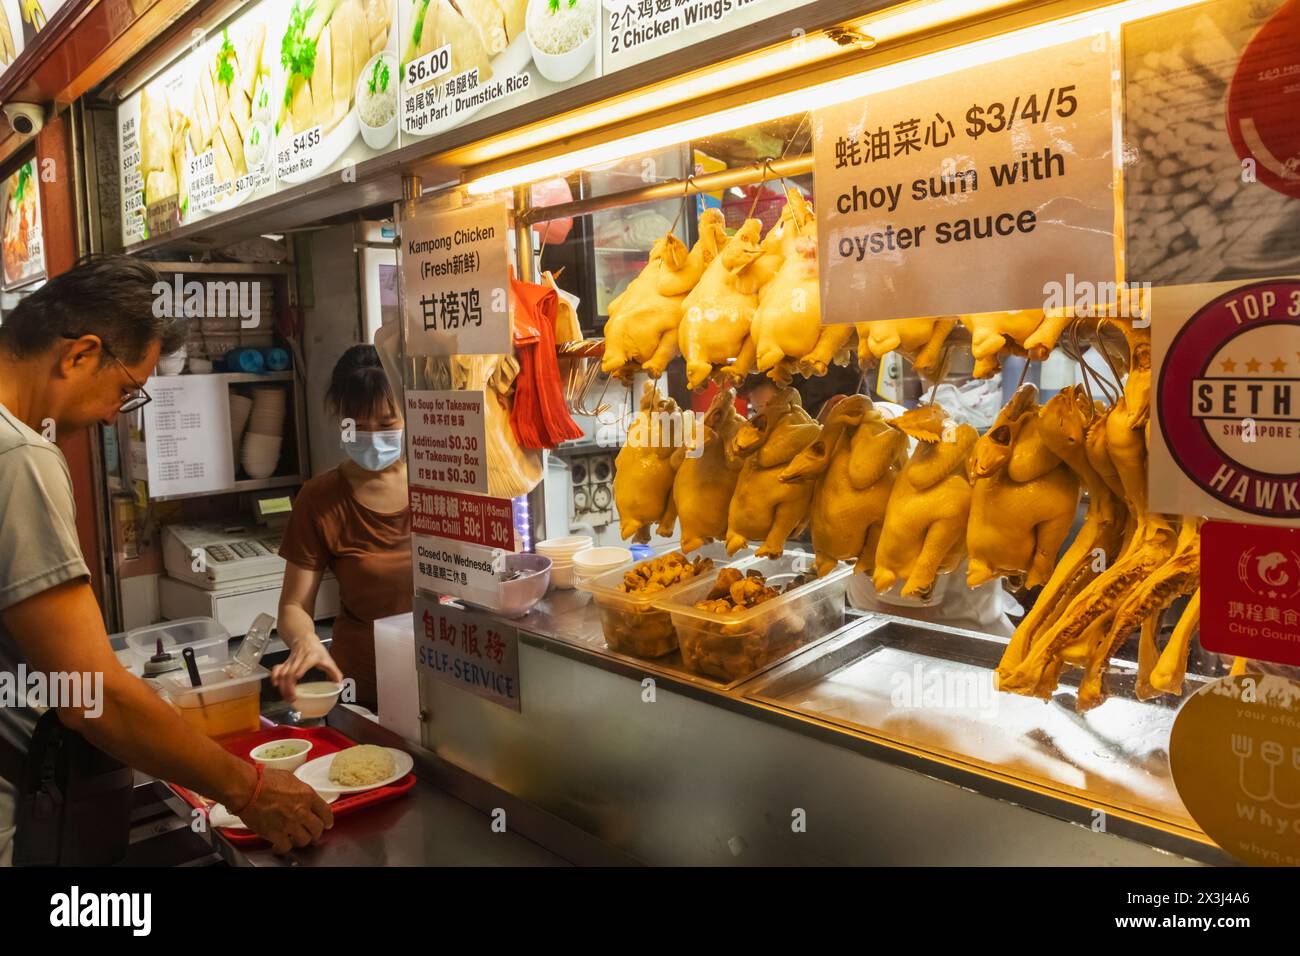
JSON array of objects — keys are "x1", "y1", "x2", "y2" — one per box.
[{"x1": 0, "y1": 401, "x2": 91, "y2": 851}]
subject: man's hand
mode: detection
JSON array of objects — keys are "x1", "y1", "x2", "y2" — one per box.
[
  {"x1": 237, "y1": 770, "x2": 334, "y2": 855},
  {"x1": 271, "y1": 635, "x2": 343, "y2": 703},
  {"x1": 2, "y1": 580, "x2": 331, "y2": 849}
]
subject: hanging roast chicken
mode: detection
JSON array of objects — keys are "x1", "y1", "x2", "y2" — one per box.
[
  {"x1": 669, "y1": 388, "x2": 746, "y2": 553},
  {"x1": 680, "y1": 218, "x2": 765, "y2": 390},
  {"x1": 779, "y1": 395, "x2": 908, "y2": 578},
  {"x1": 750, "y1": 189, "x2": 853, "y2": 382},
  {"x1": 723, "y1": 387, "x2": 821, "y2": 557},
  {"x1": 602, "y1": 209, "x2": 728, "y2": 382},
  {"x1": 965, "y1": 384, "x2": 1080, "y2": 590},
  {"x1": 871, "y1": 404, "x2": 978, "y2": 600},
  {"x1": 613, "y1": 383, "x2": 688, "y2": 543}
]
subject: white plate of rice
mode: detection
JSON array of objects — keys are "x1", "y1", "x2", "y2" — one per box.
[{"x1": 294, "y1": 745, "x2": 413, "y2": 794}]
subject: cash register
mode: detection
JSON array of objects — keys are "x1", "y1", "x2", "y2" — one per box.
[{"x1": 159, "y1": 494, "x2": 340, "y2": 636}]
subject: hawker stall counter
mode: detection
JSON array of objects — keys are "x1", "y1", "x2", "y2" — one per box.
[{"x1": 410, "y1": 591, "x2": 1234, "y2": 867}]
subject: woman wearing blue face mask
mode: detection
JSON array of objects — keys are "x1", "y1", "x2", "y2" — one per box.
[{"x1": 272, "y1": 346, "x2": 411, "y2": 709}]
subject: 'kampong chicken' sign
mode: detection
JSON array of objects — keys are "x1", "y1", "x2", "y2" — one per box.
[
  {"x1": 401, "y1": 198, "x2": 512, "y2": 356},
  {"x1": 813, "y1": 34, "x2": 1116, "y2": 325},
  {"x1": 1150, "y1": 278, "x2": 1300, "y2": 524}
]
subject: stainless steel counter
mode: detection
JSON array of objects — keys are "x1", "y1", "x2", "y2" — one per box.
[
  {"x1": 410, "y1": 589, "x2": 1232, "y2": 866},
  {"x1": 139, "y1": 586, "x2": 1229, "y2": 865},
  {"x1": 150, "y1": 706, "x2": 637, "y2": 867}
]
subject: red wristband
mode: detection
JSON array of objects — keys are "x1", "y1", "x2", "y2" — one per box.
[{"x1": 230, "y1": 762, "x2": 265, "y2": 816}]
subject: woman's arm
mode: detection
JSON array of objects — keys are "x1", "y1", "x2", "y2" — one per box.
[{"x1": 271, "y1": 560, "x2": 343, "y2": 701}]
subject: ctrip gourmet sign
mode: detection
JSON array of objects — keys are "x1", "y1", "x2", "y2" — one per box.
[{"x1": 1152, "y1": 278, "x2": 1300, "y2": 523}]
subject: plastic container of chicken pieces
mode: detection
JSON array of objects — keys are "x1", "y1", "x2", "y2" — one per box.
[
  {"x1": 658, "y1": 554, "x2": 852, "y2": 682},
  {"x1": 580, "y1": 547, "x2": 731, "y2": 659}
]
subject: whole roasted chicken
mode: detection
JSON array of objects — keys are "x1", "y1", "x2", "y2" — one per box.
[
  {"x1": 602, "y1": 209, "x2": 728, "y2": 382},
  {"x1": 613, "y1": 384, "x2": 686, "y2": 543},
  {"x1": 670, "y1": 389, "x2": 747, "y2": 553},
  {"x1": 724, "y1": 387, "x2": 822, "y2": 557},
  {"x1": 960, "y1": 308, "x2": 1078, "y2": 378},
  {"x1": 872, "y1": 404, "x2": 978, "y2": 600},
  {"x1": 856, "y1": 317, "x2": 956, "y2": 380},
  {"x1": 751, "y1": 190, "x2": 853, "y2": 382},
  {"x1": 966, "y1": 385, "x2": 1080, "y2": 589},
  {"x1": 680, "y1": 218, "x2": 765, "y2": 389},
  {"x1": 780, "y1": 395, "x2": 908, "y2": 577}
]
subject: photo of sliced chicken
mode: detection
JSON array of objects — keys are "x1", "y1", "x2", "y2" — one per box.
[
  {"x1": 280, "y1": 0, "x2": 394, "y2": 137},
  {"x1": 189, "y1": 23, "x2": 268, "y2": 192},
  {"x1": 0, "y1": 10, "x2": 15, "y2": 65},
  {"x1": 140, "y1": 86, "x2": 190, "y2": 214},
  {"x1": 403, "y1": 0, "x2": 493, "y2": 84}
]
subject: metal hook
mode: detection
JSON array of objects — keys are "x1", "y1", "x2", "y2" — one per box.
[
  {"x1": 1016, "y1": 355, "x2": 1033, "y2": 389},
  {"x1": 1064, "y1": 319, "x2": 1108, "y2": 413},
  {"x1": 747, "y1": 158, "x2": 778, "y2": 220},
  {"x1": 926, "y1": 343, "x2": 955, "y2": 407},
  {"x1": 1095, "y1": 317, "x2": 1130, "y2": 396},
  {"x1": 668, "y1": 174, "x2": 696, "y2": 237}
]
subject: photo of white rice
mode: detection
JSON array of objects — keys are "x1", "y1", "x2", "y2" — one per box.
[
  {"x1": 527, "y1": 0, "x2": 596, "y2": 56},
  {"x1": 359, "y1": 53, "x2": 398, "y2": 128}
]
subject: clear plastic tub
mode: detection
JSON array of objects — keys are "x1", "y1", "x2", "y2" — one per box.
[
  {"x1": 156, "y1": 663, "x2": 266, "y2": 738},
  {"x1": 125, "y1": 617, "x2": 230, "y2": 668},
  {"x1": 658, "y1": 555, "x2": 851, "y2": 682},
  {"x1": 579, "y1": 548, "x2": 728, "y2": 659}
]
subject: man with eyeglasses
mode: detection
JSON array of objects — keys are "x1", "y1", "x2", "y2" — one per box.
[{"x1": 0, "y1": 256, "x2": 331, "y2": 863}]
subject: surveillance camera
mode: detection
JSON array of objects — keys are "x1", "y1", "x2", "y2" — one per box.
[{"x1": 3, "y1": 103, "x2": 44, "y2": 137}]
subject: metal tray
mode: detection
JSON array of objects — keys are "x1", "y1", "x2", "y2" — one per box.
[{"x1": 744, "y1": 614, "x2": 1207, "y2": 832}]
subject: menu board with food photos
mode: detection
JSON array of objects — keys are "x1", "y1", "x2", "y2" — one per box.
[
  {"x1": 118, "y1": 0, "x2": 404, "y2": 246},
  {"x1": 396, "y1": 0, "x2": 600, "y2": 140},
  {"x1": 0, "y1": 0, "x2": 70, "y2": 83},
  {"x1": 1, "y1": 159, "x2": 44, "y2": 289}
]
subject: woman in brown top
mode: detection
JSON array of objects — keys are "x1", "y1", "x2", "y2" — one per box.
[{"x1": 272, "y1": 346, "x2": 411, "y2": 709}]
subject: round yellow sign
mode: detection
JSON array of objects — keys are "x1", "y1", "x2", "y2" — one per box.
[{"x1": 1170, "y1": 675, "x2": 1300, "y2": 866}]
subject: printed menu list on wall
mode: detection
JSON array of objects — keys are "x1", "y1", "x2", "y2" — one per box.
[{"x1": 142, "y1": 376, "x2": 236, "y2": 498}]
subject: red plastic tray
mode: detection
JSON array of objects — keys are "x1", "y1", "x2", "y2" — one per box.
[{"x1": 170, "y1": 725, "x2": 415, "y2": 847}]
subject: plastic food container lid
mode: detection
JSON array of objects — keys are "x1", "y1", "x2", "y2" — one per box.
[
  {"x1": 654, "y1": 553, "x2": 850, "y2": 624},
  {"x1": 125, "y1": 617, "x2": 231, "y2": 664}
]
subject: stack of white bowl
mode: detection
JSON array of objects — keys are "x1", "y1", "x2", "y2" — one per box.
[
  {"x1": 535, "y1": 535, "x2": 594, "y2": 589},
  {"x1": 241, "y1": 387, "x2": 286, "y2": 479},
  {"x1": 228, "y1": 392, "x2": 253, "y2": 458},
  {"x1": 573, "y1": 547, "x2": 634, "y2": 586}
]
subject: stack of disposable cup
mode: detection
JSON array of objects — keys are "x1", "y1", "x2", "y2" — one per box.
[
  {"x1": 228, "y1": 393, "x2": 253, "y2": 458},
  {"x1": 573, "y1": 547, "x2": 634, "y2": 587},
  {"x1": 241, "y1": 387, "x2": 286, "y2": 479},
  {"x1": 535, "y1": 535, "x2": 594, "y2": 590}
]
